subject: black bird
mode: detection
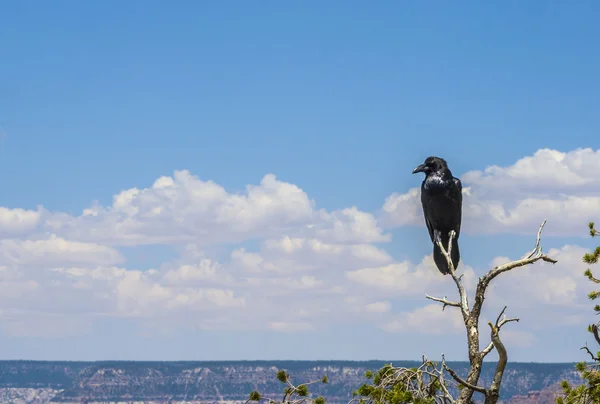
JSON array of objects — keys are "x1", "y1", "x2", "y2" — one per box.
[{"x1": 412, "y1": 156, "x2": 463, "y2": 275}]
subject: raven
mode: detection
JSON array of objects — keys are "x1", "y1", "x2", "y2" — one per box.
[{"x1": 412, "y1": 156, "x2": 462, "y2": 275}]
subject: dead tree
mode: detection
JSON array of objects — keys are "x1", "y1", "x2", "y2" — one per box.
[
  {"x1": 425, "y1": 220, "x2": 557, "y2": 404},
  {"x1": 249, "y1": 221, "x2": 559, "y2": 404}
]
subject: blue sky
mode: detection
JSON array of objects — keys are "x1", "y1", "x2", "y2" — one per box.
[{"x1": 0, "y1": 1, "x2": 599, "y2": 362}]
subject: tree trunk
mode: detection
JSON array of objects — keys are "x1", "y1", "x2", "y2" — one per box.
[{"x1": 456, "y1": 319, "x2": 483, "y2": 404}]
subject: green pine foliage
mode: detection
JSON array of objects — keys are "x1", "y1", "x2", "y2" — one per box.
[
  {"x1": 247, "y1": 360, "x2": 449, "y2": 404},
  {"x1": 350, "y1": 361, "x2": 444, "y2": 404},
  {"x1": 246, "y1": 368, "x2": 328, "y2": 404},
  {"x1": 557, "y1": 222, "x2": 600, "y2": 404}
]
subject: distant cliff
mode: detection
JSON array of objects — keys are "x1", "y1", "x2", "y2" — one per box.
[{"x1": 0, "y1": 360, "x2": 582, "y2": 404}]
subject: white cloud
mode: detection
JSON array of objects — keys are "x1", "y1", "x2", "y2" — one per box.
[
  {"x1": 0, "y1": 235, "x2": 124, "y2": 267},
  {"x1": 163, "y1": 259, "x2": 234, "y2": 286},
  {"x1": 232, "y1": 236, "x2": 392, "y2": 275},
  {"x1": 244, "y1": 275, "x2": 324, "y2": 290},
  {"x1": 0, "y1": 236, "x2": 583, "y2": 338},
  {"x1": 345, "y1": 255, "x2": 478, "y2": 298},
  {"x1": 102, "y1": 268, "x2": 245, "y2": 318},
  {"x1": 42, "y1": 171, "x2": 389, "y2": 246},
  {"x1": 380, "y1": 188, "x2": 422, "y2": 228},
  {"x1": 365, "y1": 301, "x2": 391, "y2": 313},
  {"x1": 0, "y1": 207, "x2": 44, "y2": 237},
  {"x1": 371, "y1": 242, "x2": 594, "y2": 341},
  {"x1": 313, "y1": 207, "x2": 391, "y2": 244},
  {"x1": 483, "y1": 244, "x2": 594, "y2": 323},
  {"x1": 348, "y1": 240, "x2": 597, "y2": 342},
  {"x1": 380, "y1": 147, "x2": 600, "y2": 236},
  {"x1": 461, "y1": 148, "x2": 600, "y2": 194},
  {"x1": 0, "y1": 276, "x2": 39, "y2": 299},
  {"x1": 381, "y1": 304, "x2": 464, "y2": 334},
  {"x1": 500, "y1": 330, "x2": 537, "y2": 348},
  {"x1": 0, "y1": 149, "x2": 599, "y2": 343},
  {"x1": 269, "y1": 321, "x2": 315, "y2": 332}
]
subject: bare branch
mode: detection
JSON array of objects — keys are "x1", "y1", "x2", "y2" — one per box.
[
  {"x1": 426, "y1": 294, "x2": 461, "y2": 310},
  {"x1": 438, "y1": 355, "x2": 456, "y2": 404},
  {"x1": 443, "y1": 361, "x2": 486, "y2": 395},
  {"x1": 433, "y1": 229, "x2": 470, "y2": 320},
  {"x1": 480, "y1": 344, "x2": 495, "y2": 361},
  {"x1": 481, "y1": 220, "x2": 557, "y2": 289},
  {"x1": 498, "y1": 316, "x2": 519, "y2": 328},
  {"x1": 481, "y1": 307, "x2": 520, "y2": 358},
  {"x1": 580, "y1": 345, "x2": 599, "y2": 362},
  {"x1": 486, "y1": 321, "x2": 509, "y2": 404},
  {"x1": 525, "y1": 219, "x2": 547, "y2": 259},
  {"x1": 471, "y1": 220, "x2": 557, "y2": 327},
  {"x1": 494, "y1": 306, "x2": 508, "y2": 326}
]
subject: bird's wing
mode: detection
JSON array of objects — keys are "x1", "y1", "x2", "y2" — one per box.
[
  {"x1": 453, "y1": 177, "x2": 463, "y2": 238},
  {"x1": 424, "y1": 214, "x2": 435, "y2": 242},
  {"x1": 421, "y1": 186, "x2": 435, "y2": 242}
]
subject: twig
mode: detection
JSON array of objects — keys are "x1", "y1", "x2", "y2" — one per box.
[
  {"x1": 443, "y1": 362, "x2": 486, "y2": 394},
  {"x1": 425, "y1": 295, "x2": 461, "y2": 310},
  {"x1": 525, "y1": 220, "x2": 546, "y2": 259},
  {"x1": 481, "y1": 220, "x2": 557, "y2": 289},
  {"x1": 580, "y1": 345, "x2": 598, "y2": 362},
  {"x1": 481, "y1": 306, "x2": 520, "y2": 357},
  {"x1": 495, "y1": 306, "x2": 507, "y2": 326},
  {"x1": 438, "y1": 355, "x2": 456, "y2": 404}
]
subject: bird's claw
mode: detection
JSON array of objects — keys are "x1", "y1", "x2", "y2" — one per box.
[
  {"x1": 433, "y1": 229, "x2": 441, "y2": 244},
  {"x1": 448, "y1": 230, "x2": 456, "y2": 240}
]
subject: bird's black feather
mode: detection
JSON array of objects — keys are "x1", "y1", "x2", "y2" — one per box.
[{"x1": 412, "y1": 156, "x2": 463, "y2": 275}]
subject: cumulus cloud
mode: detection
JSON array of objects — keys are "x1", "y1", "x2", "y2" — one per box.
[
  {"x1": 232, "y1": 236, "x2": 392, "y2": 275},
  {"x1": 349, "y1": 240, "x2": 596, "y2": 340},
  {"x1": 500, "y1": 330, "x2": 537, "y2": 348},
  {"x1": 163, "y1": 259, "x2": 235, "y2": 286},
  {"x1": 345, "y1": 255, "x2": 478, "y2": 298},
  {"x1": 0, "y1": 207, "x2": 45, "y2": 237},
  {"x1": 56, "y1": 266, "x2": 246, "y2": 319},
  {"x1": 0, "y1": 235, "x2": 124, "y2": 267},
  {"x1": 41, "y1": 171, "x2": 389, "y2": 246},
  {"x1": 365, "y1": 301, "x2": 392, "y2": 313},
  {"x1": 269, "y1": 321, "x2": 315, "y2": 332},
  {"x1": 462, "y1": 148, "x2": 600, "y2": 195},
  {"x1": 381, "y1": 147, "x2": 600, "y2": 236},
  {"x1": 381, "y1": 304, "x2": 464, "y2": 334},
  {"x1": 481, "y1": 244, "x2": 595, "y2": 330},
  {"x1": 0, "y1": 148, "x2": 598, "y2": 342}
]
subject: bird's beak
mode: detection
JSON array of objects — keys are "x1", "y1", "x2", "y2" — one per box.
[{"x1": 412, "y1": 164, "x2": 426, "y2": 174}]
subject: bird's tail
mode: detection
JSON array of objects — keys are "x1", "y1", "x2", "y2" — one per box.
[{"x1": 433, "y1": 233, "x2": 460, "y2": 275}]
